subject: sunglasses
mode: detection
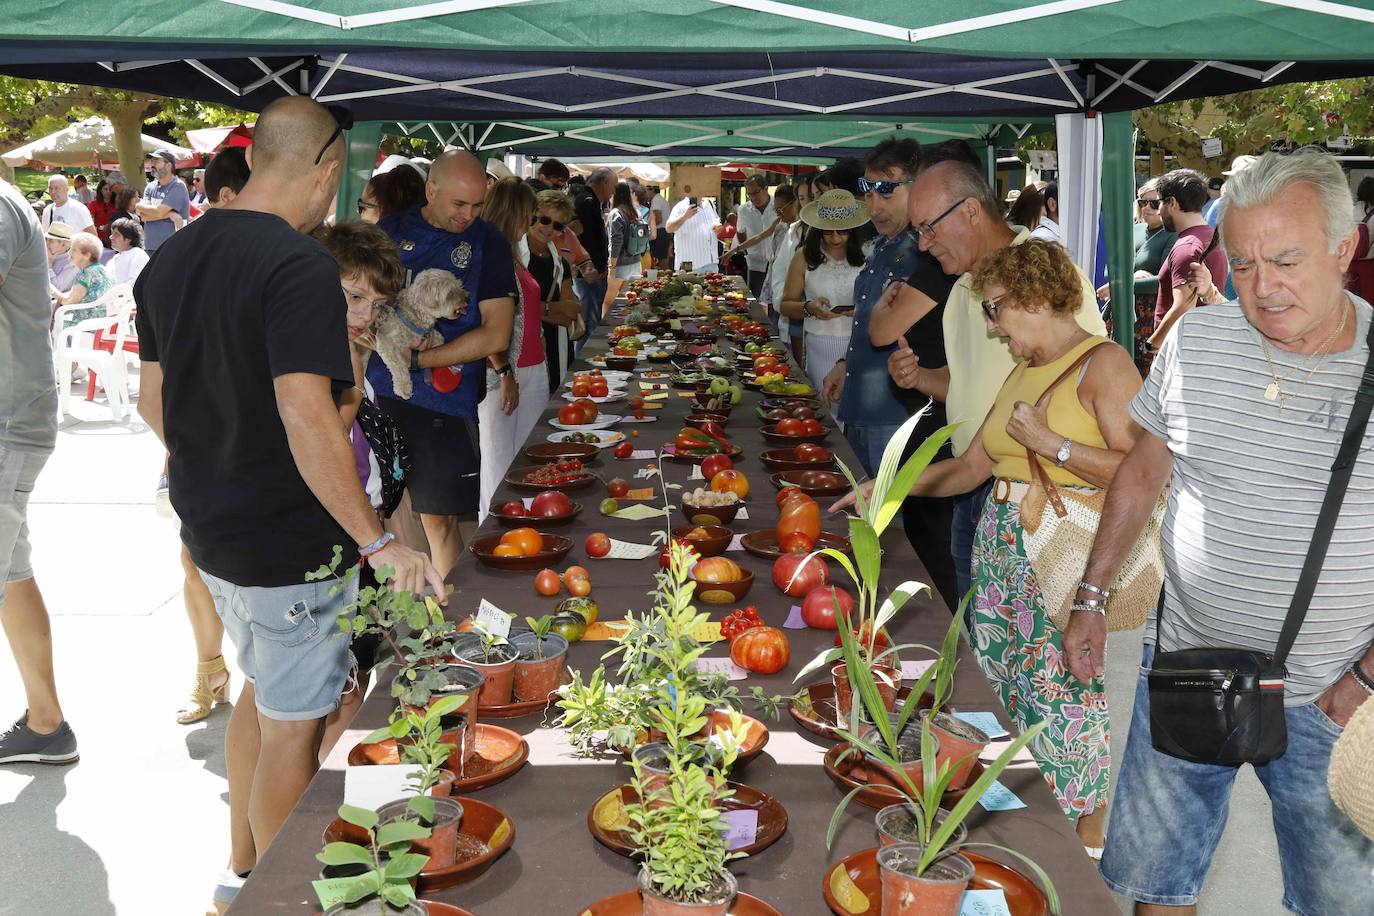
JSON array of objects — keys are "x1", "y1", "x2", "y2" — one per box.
[
  {"x1": 314, "y1": 105, "x2": 354, "y2": 166},
  {"x1": 531, "y1": 214, "x2": 566, "y2": 232},
  {"x1": 1136, "y1": 197, "x2": 1163, "y2": 209},
  {"x1": 857, "y1": 177, "x2": 913, "y2": 197},
  {"x1": 913, "y1": 197, "x2": 968, "y2": 240},
  {"x1": 981, "y1": 292, "x2": 1007, "y2": 324},
  {"x1": 821, "y1": 228, "x2": 851, "y2": 237},
  {"x1": 357, "y1": 199, "x2": 378, "y2": 214}
]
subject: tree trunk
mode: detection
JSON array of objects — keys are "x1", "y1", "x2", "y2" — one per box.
[{"x1": 108, "y1": 102, "x2": 152, "y2": 184}]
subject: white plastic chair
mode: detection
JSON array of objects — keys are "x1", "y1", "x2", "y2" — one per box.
[{"x1": 53, "y1": 283, "x2": 136, "y2": 421}]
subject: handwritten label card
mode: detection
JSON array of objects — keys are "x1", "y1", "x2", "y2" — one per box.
[
  {"x1": 720, "y1": 809, "x2": 759, "y2": 850},
  {"x1": 604, "y1": 539, "x2": 660, "y2": 560},
  {"x1": 689, "y1": 464, "x2": 705, "y2": 480},
  {"x1": 343, "y1": 764, "x2": 421, "y2": 810},
  {"x1": 736, "y1": 507, "x2": 750, "y2": 520},
  {"x1": 630, "y1": 449, "x2": 657, "y2": 460},
  {"x1": 977, "y1": 780, "x2": 1026, "y2": 812},
  {"x1": 643, "y1": 391, "x2": 670, "y2": 401},
  {"x1": 634, "y1": 468, "x2": 658, "y2": 479},
  {"x1": 626, "y1": 487, "x2": 656, "y2": 500},
  {"x1": 694, "y1": 657, "x2": 748, "y2": 681},
  {"x1": 953, "y1": 711, "x2": 1009, "y2": 739},
  {"x1": 476, "y1": 599, "x2": 512, "y2": 639},
  {"x1": 783, "y1": 605, "x2": 807, "y2": 629},
  {"x1": 611, "y1": 503, "x2": 670, "y2": 521},
  {"x1": 959, "y1": 889, "x2": 1012, "y2": 916},
  {"x1": 727, "y1": 534, "x2": 745, "y2": 551},
  {"x1": 901, "y1": 659, "x2": 934, "y2": 679}
]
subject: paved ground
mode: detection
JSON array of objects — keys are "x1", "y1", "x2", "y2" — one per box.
[{"x1": 0, "y1": 373, "x2": 1289, "y2": 915}]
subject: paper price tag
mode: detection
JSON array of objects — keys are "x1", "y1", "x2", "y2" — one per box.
[
  {"x1": 720, "y1": 809, "x2": 759, "y2": 851},
  {"x1": 630, "y1": 449, "x2": 657, "y2": 460},
  {"x1": 521, "y1": 496, "x2": 534, "y2": 509},
  {"x1": 977, "y1": 780, "x2": 1026, "y2": 812},
  {"x1": 901, "y1": 659, "x2": 934, "y2": 680},
  {"x1": 642, "y1": 401, "x2": 665, "y2": 410},
  {"x1": 344, "y1": 764, "x2": 421, "y2": 810},
  {"x1": 611, "y1": 503, "x2": 670, "y2": 521},
  {"x1": 634, "y1": 468, "x2": 658, "y2": 479},
  {"x1": 736, "y1": 507, "x2": 750, "y2": 520},
  {"x1": 677, "y1": 391, "x2": 697, "y2": 398},
  {"x1": 605, "y1": 539, "x2": 659, "y2": 560},
  {"x1": 727, "y1": 534, "x2": 744, "y2": 551},
  {"x1": 953, "y1": 711, "x2": 1009, "y2": 739},
  {"x1": 783, "y1": 605, "x2": 807, "y2": 629},
  {"x1": 643, "y1": 391, "x2": 670, "y2": 401},
  {"x1": 959, "y1": 890, "x2": 1012, "y2": 916},
  {"x1": 312, "y1": 877, "x2": 361, "y2": 909},
  {"x1": 689, "y1": 465, "x2": 705, "y2": 480},
  {"x1": 476, "y1": 598, "x2": 512, "y2": 639},
  {"x1": 626, "y1": 487, "x2": 656, "y2": 500},
  {"x1": 694, "y1": 657, "x2": 748, "y2": 681}
]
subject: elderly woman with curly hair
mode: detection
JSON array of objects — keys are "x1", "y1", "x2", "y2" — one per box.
[{"x1": 850, "y1": 240, "x2": 1145, "y2": 850}]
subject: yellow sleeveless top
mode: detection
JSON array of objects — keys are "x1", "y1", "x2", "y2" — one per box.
[{"x1": 982, "y1": 336, "x2": 1110, "y2": 487}]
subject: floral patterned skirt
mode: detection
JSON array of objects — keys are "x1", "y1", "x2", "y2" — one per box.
[{"x1": 969, "y1": 489, "x2": 1111, "y2": 820}]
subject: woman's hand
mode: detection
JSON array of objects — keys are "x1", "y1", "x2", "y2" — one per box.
[
  {"x1": 500, "y1": 373, "x2": 519, "y2": 415},
  {"x1": 1005, "y1": 400, "x2": 1057, "y2": 455},
  {"x1": 1186, "y1": 262, "x2": 1221, "y2": 304},
  {"x1": 806, "y1": 296, "x2": 841, "y2": 320}
]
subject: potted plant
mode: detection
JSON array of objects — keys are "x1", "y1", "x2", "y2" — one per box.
[
  {"x1": 313, "y1": 803, "x2": 430, "y2": 915},
  {"x1": 510, "y1": 614, "x2": 570, "y2": 703},
  {"x1": 792, "y1": 408, "x2": 957, "y2": 723},
  {"x1": 364, "y1": 694, "x2": 466, "y2": 871},
  {"x1": 452, "y1": 620, "x2": 518, "y2": 706}
]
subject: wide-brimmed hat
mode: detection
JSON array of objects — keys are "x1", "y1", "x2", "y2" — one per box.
[
  {"x1": 1222, "y1": 154, "x2": 1260, "y2": 177},
  {"x1": 44, "y1": 222, "x2": 75, "y2": 243},
  {"x1": 800, "y1": 189, "x2": 869, "y2": 231},
  {"x1": 486, "y1": 158, "x2": 515, "y2": 181}
]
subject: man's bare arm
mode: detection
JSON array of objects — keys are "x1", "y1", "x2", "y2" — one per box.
[{"x1": 416, "y1": 295, "x2": 516, "y2": 369}]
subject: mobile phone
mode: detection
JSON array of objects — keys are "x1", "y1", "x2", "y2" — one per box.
[
  {"x1": 688, "y1": 196, "x2": 699, "y2": 207},
  {"x1": 830, "y1": 305, "x2": 855, "y2": 315}
]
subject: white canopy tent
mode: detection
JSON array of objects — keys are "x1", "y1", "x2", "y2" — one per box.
[{"x1": 1, "y1": 116, "x2": 197, "y2": 169}]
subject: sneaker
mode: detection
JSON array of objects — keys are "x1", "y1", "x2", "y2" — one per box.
[
  {"x1": 212, "y1": 867, "x2": 247, "y2": 910},
  {"x1": 0, "y1": 713, "x2": 79, "y2": 765},
  {"x1": 155, "y1": 475, "x2": 173, "y2": 519}
]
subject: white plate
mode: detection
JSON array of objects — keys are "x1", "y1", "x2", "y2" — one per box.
[
  {"x1": 545, "y1": 430, "x2": 625, "y2": 448},
  {"x1": 559, "y1": 390, "x2": 627, "y2": 403},
  {"x1": 619, "y1": 415, "x2": 659, "y2": 423},
  {"x1": 572, "y1": 369, "x2": 633, "y2": 384},
  {"x1": 549, "y1": 414, "x2": 623, "y2": 431}
]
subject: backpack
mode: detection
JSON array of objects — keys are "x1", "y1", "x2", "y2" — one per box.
[
  {"x1": 624, "y1": 217, "x2": 650, "y2": 256},
  {"x1": 355, "y1": 398, "x2": 411, "y2": 517}
]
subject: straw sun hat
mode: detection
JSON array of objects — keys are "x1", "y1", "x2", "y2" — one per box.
[{"x1": 800, "y1": 189, "x2": 870, "y2": 231}]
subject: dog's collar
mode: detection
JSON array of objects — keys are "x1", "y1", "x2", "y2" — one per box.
[{"x1": 389, "y1": 304, "x2": 433, "y2": 338}]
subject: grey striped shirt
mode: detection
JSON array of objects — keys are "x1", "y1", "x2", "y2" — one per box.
[{"x1": 1131, "y1": 297, "x2": 1374, "y2": 705}]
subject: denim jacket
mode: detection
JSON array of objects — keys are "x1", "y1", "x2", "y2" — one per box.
[{"x1": 837, "y1": 228, "x2": 919, "y2": 427}]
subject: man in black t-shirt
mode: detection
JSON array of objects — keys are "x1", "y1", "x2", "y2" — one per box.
[{"x1": 134, "y1": 96, "x2": 441, "y2": 901}]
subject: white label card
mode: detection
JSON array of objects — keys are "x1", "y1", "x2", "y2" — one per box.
[
  {"x1": 476, "y1": 598, "x2": 512, "y2": 639},
  {"x1": 605, "y1": 539, "x2": 660, "y2": 560},
  {"x1": 977, "y1": 780, "x2": 1027, "y2": 811},
  {"x1": 953, "y1": 711, "x2": 1009, "y2": 739},
  {"x1": 694, "y1": 657, "x2": 748, "y2": 681},
  {"x1": 736, "y1": 507, "x2": 749, "y2": 520},
  {"x1": 521, "y1": 496, "x2": 534, "y2": 509},
  {"x1": 690, "y1": 464, "x2": 705, "y2": 480},
  {"x1": 630, "y1": 449, "x2": 656, "y2": 459},
  {"x1": 901, "y1": 659, "x2": 934, "y2": 679},
  {"x1": 343, "y1": 763, "x2": 421, "y2": 810},
  {"x1": 959, "y1": 889, "x2": 1012, "y2": 916}
]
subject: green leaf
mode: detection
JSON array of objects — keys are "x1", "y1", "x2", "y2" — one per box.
[
  {"x1": 873, "y1": 580, "x2": 930, "y2": 634},
  {"x1": 825, "y1": 783, "x2": 870, "y2": 849},
  {"x1": 873, "y1": 418, "x2": 957, "y2": 536},
  {"x1": 406, "y1": 794, "x2": 435, "y2": 823},
  {"x1": 377, "y1": 818, "x2": 431, "y2": 847},
  {"x1": 427, "y1": 693, "x2": 464, "y2": 720},
  {"x1": 337, "y1": 804, "x2": 378, "y2": 831},
  {"x1": 868, "y1": 405, "x2": 930, "y2": 529},
  {"x1": 383, "y1": 851, "x2": 430, "y2": 881},
  {"x1": 381, "y1": 882, "x2": 416, "y2": 908},
  {"x1": 847, "y1": 518, "x2": 882, "y2": 601},
  {"x1": 342, "y1": 872, "x2": 381, "y2": 904},
  {"x1": 315, "y1": 842, "x2": 373, "y2": 867},
  {"x1": 792, "y1": 645, "x2": 842, "y2": 683}
]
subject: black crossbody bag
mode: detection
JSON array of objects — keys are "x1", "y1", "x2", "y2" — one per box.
[{"x1": 1148, "y1": 319, "x2": 1374, "y2": 765}]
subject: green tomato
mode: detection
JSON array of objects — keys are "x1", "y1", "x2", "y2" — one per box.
[
  {"x1": 600, "y1": 497, "x2": 619, "y2": 515},
  {"x1": 548, "y1": 612, "x2": 587, "y2": 643},
  {"x1": 557, "y1": 596, "x2": 600, "y2": 626},
  {"x1": 708, "y1": 377, "x2": 729, "y2": 395}
]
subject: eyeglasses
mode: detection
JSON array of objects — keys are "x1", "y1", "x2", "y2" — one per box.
[
  {"x1": 913, "y1": 197, "x2": 968, "y2": 240},
  {"x1": 314, "y1": 105, "x2": 354, "y2": 166},
  {"x1": 981, "y1": 292, "x2": 1007, "y2": 324},
  {"x1": 531, "y1": 214, "x2": 566, "y2": 232},
  {"x1": 1136, "y1": 197, "x2": 1163, "y2": 209},
  {"x1": 357, "y1": 199, "x2": 378, "y2": 214},
  {"x1": 857, "y1": 177, "x2": 914, "y2": 198}
]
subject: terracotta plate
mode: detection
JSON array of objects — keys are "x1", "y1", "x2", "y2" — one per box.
[
  {"x1": 347, "y1": 723, "x2": 529, "y2": 793},
  {"x1": 663, "y1": 442, "x2": 744, "y2": 465},
  {"x1": 503, "y1": 467, "x2": 598, "y2": 493},
  {"x1": 822, "y1": 847, "x2": 1048, "y2": 916},
  {"x1": 770, "y1": 470, "x2": 849, "y2": 499},
  {"x1": 489, "y1": 501, "x2": 583, "y2": 528},
  {"x1": 759, "y1": 397, "x2": 820, "y2": 412},
  {"x1": 525, "y1": 442, "x2": 600, "y2": 463},
  {"x1": 740, "y1": 529, "x2": 852, "y2": 562},
  {"x1": 823, "y1": 743, "x2": 984, "y2": 811},
  {"x1": 759, "y1": 449, "x2": 838, "y2": 474},
  {"x1": 322, "y1": 797, "x2": 515, "y2": 893},
  {"x1": 788, "y1": 682, "x2": 927, "y2": 741},
  {"x1": 761, "y1": 424, "x2": 830, "y2": 447},
  {"x1": 479, "y1": 667, "x2": 572, "y2": 718},
  {"x1": 588, "y1": 781, "x2": 787, "y2": 858},
  {"x1": 470, "y1": 533, "x2": 573, "y2": 571},
  {"x1": 579, "y1": 890, "x2": 782, "y2": 916}
]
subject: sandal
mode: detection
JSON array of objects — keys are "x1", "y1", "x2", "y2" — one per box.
[{"x1": 177, "y1": 655, "x2": 230, "y2": 725}]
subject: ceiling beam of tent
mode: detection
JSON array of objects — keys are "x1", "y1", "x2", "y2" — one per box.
[
  {"x1": 1093, "y1": 63, "x2": 1157, "y2": 103},
  {"x1": 1256, "y1": 0, "x2": 1374, "y2": 25},
  {"x1": 1152, "y1": 61, "x2": 1210, "y2": 102},
  {"x1": 97, "y1": 60, "x2": 177, "y2": 72},
  {"x1": 1091, "y1": 59, "x2": 1149, "y2": 106},
  {"x1": 215, "y1": 0, "x2": 536, "y2": 30},
  {"x1": 246, "y1": 57, "x2": 304, "y2": 95},
  {"x1": 310, "y1": 53, "x2": 348, "y2": 99},
  {"x1": 186, "y1": 60, "x2": 243, "y2": 97},
  {"x1": 1046, "y1": 59, "x2": 1085, "y2": 106}
]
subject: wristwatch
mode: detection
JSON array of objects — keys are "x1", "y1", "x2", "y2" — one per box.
[
  {"x1": 409, "y1": 349, "x2": 422, "y2": 372},
  {"x1": 1054, "y1": 437, "x2": 1073, "y2": 467},
  {"x1": 495, "y1": 363, "x2": 513, "y2": 378},
  {"x1": 1351, "y1": 660, "x2": 1374, "y2": 696}
]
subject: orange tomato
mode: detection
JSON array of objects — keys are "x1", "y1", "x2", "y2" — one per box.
[
  {"x1": 492, "y1": 544, "x2": 522, "y2": 557},
  {"x1": 500, "y1": 527, "x2": 544, "y2": 557},
  {"x1": 566, "y1": 576, "x2": 592, "y2": 597},
  {"x1": 571, "y1": 378, "x2": 591, "y2": 397},
  {"x1": 710, "y1": 469, "x2": 750, "y2": 499},
  {"x1": 534, "y1": 568, "x2": 562, "y2": 596},
  {"x1": 563, "y1": 565, "x2": 591, "y2": 584}
]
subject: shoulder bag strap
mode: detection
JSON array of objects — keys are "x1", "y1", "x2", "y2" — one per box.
[
  {"x1": 1025, "y1": 339, "x2": 1113, "y2": 517},
  {"x1": 1273, "y1": 313, "x2": 1374, "y2": 667}
]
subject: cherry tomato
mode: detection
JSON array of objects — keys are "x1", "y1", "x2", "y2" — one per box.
[
  {"x1": 607, "y1": 478, "x2": 630, "y2": 498},
  {"x1": 534, "y1": 568, "x2": 562, "y2": 596},
  {"x1": 614, "y1": 441, "x2": 634, "y2": 459}
]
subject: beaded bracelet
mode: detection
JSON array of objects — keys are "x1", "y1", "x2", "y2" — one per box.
[
  {"x1": 1071, "y1": 601, "x2": 1107, "y2": 616},
  {"x1": 359, "y1": 531, "x2": 395, "y2": 558}
]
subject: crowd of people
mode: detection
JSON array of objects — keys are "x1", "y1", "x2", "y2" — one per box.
[{"x1": 1, "y1": 94, "x2": 1372, "y2": 916}]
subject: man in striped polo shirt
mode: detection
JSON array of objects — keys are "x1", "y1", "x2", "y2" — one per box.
[{"x1": 1069, "y1": 148, "x2": 1374, "y2": 916}]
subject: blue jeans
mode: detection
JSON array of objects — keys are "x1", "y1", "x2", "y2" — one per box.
[
  {"x1": 844, "y1": 423, "x2": 902, "y2": 479},
  {"x1": 572, "y1": 276, "x2": 608, "y2": 353},
  {"x1": 1101, "y1": 644, "x2": 1374, "y2": 914},
  {"x1": 951, "y1": 478, "x2": 993, "y2": 622}
]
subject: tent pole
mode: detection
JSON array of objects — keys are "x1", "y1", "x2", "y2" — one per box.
[
  {"x1": 335, "y1": 120, "x2": 383, "y2": 223},
  {"x1": 1101, "y1": 110, "x2": 1136, "y2": 350}
]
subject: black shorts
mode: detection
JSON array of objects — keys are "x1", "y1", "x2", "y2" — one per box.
[
  {"x1": 375, "y1": 396, "x2": 480, "y2": 517},
  {"x1": 651, "y1": 231, "x2": 671, "y2": 259}
]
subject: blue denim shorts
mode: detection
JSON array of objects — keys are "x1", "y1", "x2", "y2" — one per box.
[
  {"x1": 198, "y1": 571, "x2": 355, "y2": 721},
  {"x1": 1101, "y1": 644, "x2": 1374, "y2": 915},
  {"x1": 0, "y1": 447, "x2": 48, "y2": 603}
]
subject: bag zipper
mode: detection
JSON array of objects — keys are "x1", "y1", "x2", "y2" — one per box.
[{"x1": 1159, "y1": 667, "x2": 1236, "y2": 691}]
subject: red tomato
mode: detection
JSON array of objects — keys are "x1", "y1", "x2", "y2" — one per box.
[
  {"x1": 499, "y1": 500, "x2": 528, "y2": 517},
  {"x1": 776, "y1": 494, "x2": 820, "y2": 548},
  {"x1": 530, "y1": 490, "x2": 573, "y2": 517},
  {"x1": 571, "y1": 378, "x2": 591, "y2": 398},
  {"x1": 558, "y1": 404, "x2": 583, "y2": 425},
  {"x1": 534, "y1": 568, "x2": 562, "y2": 596},
  {"x1": 801, "y1": 584, "x2": 854, "y2": 630},
  {"x1": 775, "y1": 418, "x2": 805, "y2": 436},
  {"x1": 778, "y1": 531, "x2": 815, "y2": 554},
  {"x1": 730, "y1": 626, "x2": 790, "y2": 674},
  {"x1": 775, "y1": 486, "x2": 806, "y2": 508},
  {"x1": 589, "y1": 380, "x2": 609, "y2": 398},
  {"x1": 800, "y1": 418, "x2": 823, "y2": 436},
  {"x1": 700, "y1": 453, "x2": 733, "y2": 479},
  {"x1": 573, "y1": 398, "x2": 599, "y2": 423},
  {"x1": 614, "y1": 441, "x2": 634, "y2": 459},
  {"x1": 795, "y1": 443, "x2": 831, "y2": 463},
  {"x1": 585, "y1": 532, "x2": 612, "y2": 558},
  {"x1": 771, "y1": 552, "x2": 828, "y2": 596},
  {"x1": 607, "y1": 478, "x2": 630, "y2": 498}
]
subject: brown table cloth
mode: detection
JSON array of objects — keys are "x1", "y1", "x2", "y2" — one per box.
[{"x1": 229, "y1": 296, "x2": 1117, "y2": 915}]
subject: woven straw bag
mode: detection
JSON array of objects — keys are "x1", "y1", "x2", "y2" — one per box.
[
  {"x1": 1015, "y1": 340, "x2": 1165, "y2": 632},
  {"x1": 1329, "y1": 697, "x2": 1374, "y2": 840}
]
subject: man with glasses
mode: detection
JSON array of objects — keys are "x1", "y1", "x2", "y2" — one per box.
[
  {"x1": 732, "y1": 175, "x2": 776, "y2": 297},
  {"x1": 1148, "y1": 168, "x2": 1229, "y2": 349},
  {"x1": 890, "y1": 159, "x2": 1105, "y2": 605}
]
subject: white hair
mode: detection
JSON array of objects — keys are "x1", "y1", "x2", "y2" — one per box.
[
  {"x1": 70, "y1": 232, "x2": 102, "y2": 262},
  {"x1": 47, "y1": 174, "x2": 68, "y2": 189},
  {"x1": 1219, "y1": 147, "x2": 1356, "y2": 254}
]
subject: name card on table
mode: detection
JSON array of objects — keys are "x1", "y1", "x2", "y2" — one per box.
[
  {"x1": 727, "y1": 534, "x2": 745, "y2": 551},
  {"x1": 610, "y1": 503, "x2": 670, "y2": 521},
  {"x1": 634, "y1": 468, "x2": 659, "y2": 479},
  {"x1": 694, "y1": 657, "x2": 748, "y2": 681},
  {"x1": 604, "y1": 539, "x2": 659, "y2": 560},
  {"x1": 901, "y1": 659, "x2": 934, "y2": 679},
  {"x1": 953, "y1": 711, "x2": 1009, "y2": 739},
  {"x1": 736, "y1": 506, "x2": 750, "y2": 520},
  {"x1": 626, "y1": 487, "x2": 656, "y2": 500},
  {"x1": 783, "y1": 605, "x2": 807, "y2": 629},
  {"x1": 630, "y1": 449, "x2": 657, "y2": 460},
  {"x1": 959, "y1": 889, "x2": 1012, "y2": 916},
  {"x1": 977, "y1": 780, "x2": 1026, "y2": 812},
  {"x1": 521, "y1": 496, "x2": 534, "y2": 509},
  {"x1": 643, "y1": 391, "x2": 670, "y2": 401},
  {"x1": 476, "y1": 598, "x2": 513, "y2": 639},
  {"x1": 689, "y1": 464, "x2": 705, "y2": 480},
  {"x1": 720, "y1": 809, "x2": 759, "y2": 850},
  {"x1": 343, "y1": 763, "x2": 421, "y2": 810}
]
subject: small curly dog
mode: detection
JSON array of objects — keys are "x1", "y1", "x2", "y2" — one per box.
[{"x1": 373, "y1": 268, "x2": 468, "y2": 399}]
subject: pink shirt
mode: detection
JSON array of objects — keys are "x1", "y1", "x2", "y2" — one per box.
[{"x1": 517, "y1": 265, "x2": 545, "y2": 368}]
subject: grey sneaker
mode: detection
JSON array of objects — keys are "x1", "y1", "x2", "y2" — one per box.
[{"x1": 0, "y1": 713, "x2": 79, "y2": 765}]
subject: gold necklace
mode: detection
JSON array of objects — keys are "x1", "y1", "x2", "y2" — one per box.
[{"x1": 1258, "y1": 301, "x2": 1350, "y2": 409}]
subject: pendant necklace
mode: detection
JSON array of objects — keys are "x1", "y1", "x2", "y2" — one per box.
[{"x1": 1258, "y1": 302, "x2": 1349, "y2": 409}]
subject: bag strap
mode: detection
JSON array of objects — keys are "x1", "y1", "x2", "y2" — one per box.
[
  {"x1": 1273, "y1": 309, "x2": 1374, "y2": 667},
  {"x1": 1025, "y1": 339, "x2": 1113, "y2": 518}
]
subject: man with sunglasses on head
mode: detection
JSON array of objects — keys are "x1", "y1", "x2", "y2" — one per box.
[
  {"x1": 1147, "y1": 168, "x2": 1229, "y2": 349},
  {"x1": 133, "y1": 97, "x2": 443, "y2": 912},
  {"x1": 887, "y1": 159, "x2": 1105, "y2": 608}
]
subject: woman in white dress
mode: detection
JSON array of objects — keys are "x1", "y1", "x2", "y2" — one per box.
[{"x1": 779, "y1": 189, "x2": 869, "y2": 392}]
